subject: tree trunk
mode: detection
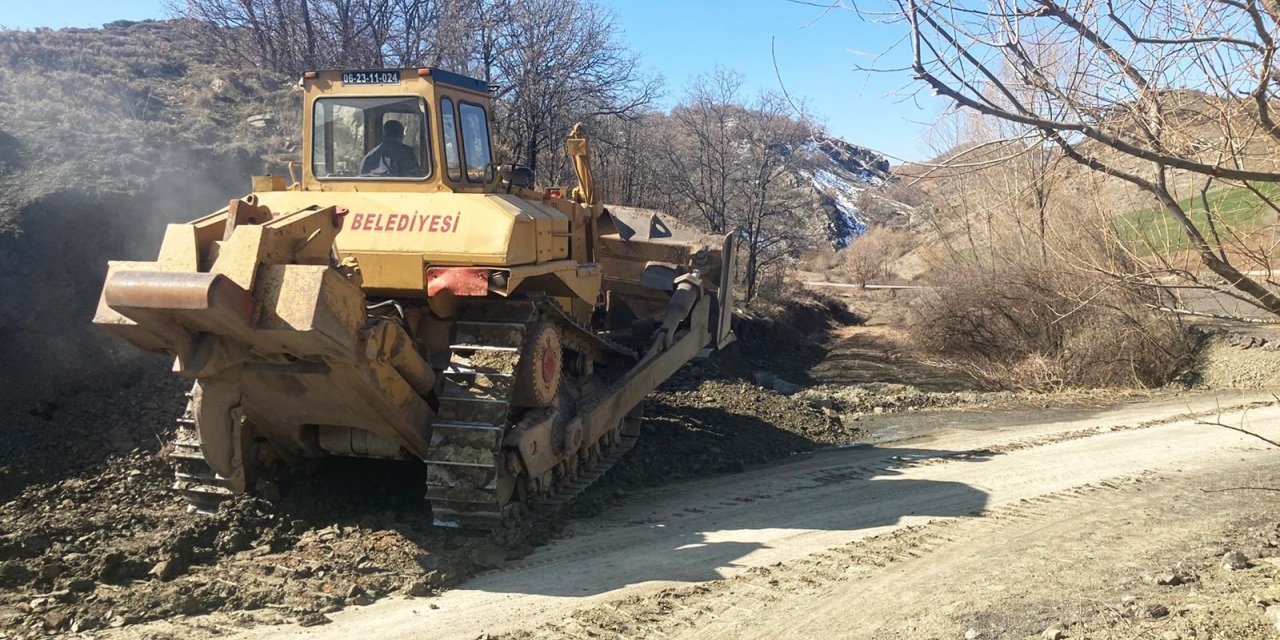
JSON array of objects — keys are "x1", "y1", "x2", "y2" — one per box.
[
  {"x1": 526, "y1": 130, "x2": 539, "y2": 175},
  {"x1": 1155, "y1": 181, "x2": 1280, "y2": 316}
]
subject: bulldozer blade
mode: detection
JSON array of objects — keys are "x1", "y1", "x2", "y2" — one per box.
[{"x1": 103, "y1": 270, "x2": 256, "y2": 337}]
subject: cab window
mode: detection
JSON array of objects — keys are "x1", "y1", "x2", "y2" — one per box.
[
  {"x1": 312, "y1": 96, "x2": 430, "y2": 179},
  {"x1": 440, "y1": 98, "x2": 462, "y2": 182},
  {"x1": 459, "y1": 102, "x2": 492, "y2": 182}
]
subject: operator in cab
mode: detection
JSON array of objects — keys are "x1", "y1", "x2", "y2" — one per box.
[{"x1": 361, "y1": 120, "x2": 422, "y2": 177}]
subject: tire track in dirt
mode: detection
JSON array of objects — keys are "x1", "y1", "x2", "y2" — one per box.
[
  {"x1": 497, "y1": 399, "x2": 1270, "y2": 577},
  {"x1": 506, "y1": 478, "x2": 1154, "y2": 640},
  {"x1": 126, "y1": 395, "x2": 1278, "y2": 640}
]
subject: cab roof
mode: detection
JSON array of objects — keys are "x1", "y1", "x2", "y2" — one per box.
[{"x1": 305, "y1": 68, "x2": 490, "y2": 95}]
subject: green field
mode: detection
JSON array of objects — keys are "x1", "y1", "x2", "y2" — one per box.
[{"x1": 1114, "y1": 182, "x2": 1280, "y2": 254}]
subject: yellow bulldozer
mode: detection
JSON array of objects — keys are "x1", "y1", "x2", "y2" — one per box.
[{"x1": 92, "y1": 67, "x2": 735, "y2": 528}]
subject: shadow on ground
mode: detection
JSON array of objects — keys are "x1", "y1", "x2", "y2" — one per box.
[{"x1": 468, "y1": 437, "x2": 993, "y2": 597}]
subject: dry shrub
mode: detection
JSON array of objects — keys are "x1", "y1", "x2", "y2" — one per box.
[
  {"x1": 799, "y1": 245, "x2": 841, "y2": 274},
  {"x1": 843, "y1": 226, "x2": 915, "y2": 286},
  {"x1": 908, "y1": 260, "x2": 1195, "y2": 390}
]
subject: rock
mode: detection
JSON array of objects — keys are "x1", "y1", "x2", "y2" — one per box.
[
  {"x1": 469, "y1": 544, "x2": 506, "y2": 570},
  {"x1": 1265, "y1": 604, "x2": 1280, "y2": 632},
  {"x1": 38, "y1": 562, "x2": 66, "y2": 581},
  {"x1": 770, "y1": 378, "x2": 800, "y2": 396},
  {"x1": 217, "y1": 528, "x2": 254, "y2": 554},
  {"x1": 1222, "y1": 550, "x2": 1250, "y2": 570},
  {"x1": 70, "y1": 615, "x2": 100, "y2": 633},
  {"x1": 964, "y1": 629, "x2": 981, "y2": 640},
  {"x1": 1161, "y1": 631, "x2": 1182, "y2": 640},
  {"x1": 246, "y1": 114, "x2": 274, "y2": 128},
  {"x1": 1144, "y1": 604, "x2": 1170, "y2": 619},
  {"x1": 403, "y1": 578, "x2": 433, "y2": 597},
  {"x1": 752, "y1": 371, "x2": 776, "y2": 387},
  {"x1": 1148, "y1": 568, "x2": 1194, "y2": 586},
  {"x1": 149, "y1": 559, "x2": 180, "y2": 581},
  {"x1": 345, "y1": 584, "x2": 374, "y2": 605},
  {"x1": 808, "y1": 396, "x2": 835, "y2": 410},
  {"x1": 95, "y1": 551, "x2": 124, "y2": 581},
  {"x1": 1042, "y1": 628, "x2": 1065, "y2": 640},
  {"x1": 66, "y1": 578, "x2": 95, "y2": 592},
  {"x1": 295, "y1": 612, "x2": 331, "y2": 627},
  {"x1": 0, "y1": 560, "x2": 34, "y2": 587},
  {"x1": 42, "y1": 611, "x2": 70, "y2": 630}
]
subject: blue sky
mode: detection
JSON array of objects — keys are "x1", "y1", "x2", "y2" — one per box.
[{"x1": 1, "y1": 0, "x2": 941, "y2": 161}]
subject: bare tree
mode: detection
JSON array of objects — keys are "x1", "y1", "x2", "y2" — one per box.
[
  {"x1": 663, "y1": 69, "x2": 745, "y2": 234},
  {"x1": 884, "y1": 0, "x2": 1280, "y2": 318},
  {"x1": 174, "y1": 0, "x2": 659, "y2": 184},
  {"x1": 174, "y1": 0, "x2": 441, "y2": 74},
  {"x1": 483, "y1": 0, "x2": 659, "y2": 178},
  {"x1": 660, "y1": 73, "x2": 824, "y2": 302},
  {"x1": 733, "y1": 95, "x2": 826, "y2": 301}
]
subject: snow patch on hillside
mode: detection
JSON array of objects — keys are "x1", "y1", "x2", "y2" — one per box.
[{"x1": 801, "y1": 135, "x2": 892, "y2": 247}]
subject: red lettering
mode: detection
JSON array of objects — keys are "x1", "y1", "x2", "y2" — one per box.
[
  {"x1": 440, "y1": 216, "x2": 452, "y2": 233},
  {"x1": 384, "y1": 214, "x2": 396, "y2": 231},
  {"x1": 397, "y1": 215, "x2": 410, "y2": 231},
  {"x1": 350, "y1": 213, "x2": 364, "y2": 230},
  {"x1": 374, "y1": 214, "x2": 386, "y2": 231},
  {"x1": 427, "y1": 215, "x2": 439, "y2": 232},
  {"x1": 453, "y1": 214, "x2": 460, "y2": 232}
]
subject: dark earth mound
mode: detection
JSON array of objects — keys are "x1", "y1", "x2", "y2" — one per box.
[{"x1": 0, "y1": 298, "x2": 861, "y2": 636}]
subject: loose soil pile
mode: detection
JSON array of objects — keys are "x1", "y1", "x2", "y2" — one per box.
[{"x1": 1192, "y1": 327, "x2": 1280, "y2": 389}]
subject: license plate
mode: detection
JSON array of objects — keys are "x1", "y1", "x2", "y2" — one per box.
[{"x1": 341, "y1": 70, "x2": 401, "y2": 85}]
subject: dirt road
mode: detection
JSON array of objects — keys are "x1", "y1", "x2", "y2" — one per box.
[{"x1": 120, "y1": 391, "x2": 1280, "y2": 640}]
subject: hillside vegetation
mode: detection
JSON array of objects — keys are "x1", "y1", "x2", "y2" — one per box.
[
  {"x1": 1115, "y1": 183, "x2": 1280, "y2": 255},
  {"x1": 0, "y1": 20, "x2": 301, "y2": 409},
  {"x1": 0, "y1": 20, "x2": 295, "y2": 220}
]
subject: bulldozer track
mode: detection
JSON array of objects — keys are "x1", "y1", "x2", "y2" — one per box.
[
  {"x1": 168, "y1": 390, "x2": 235, "y2": 514},
  {"x1": 165, "y1": 296, "x2": 647, "y2": 527},
  {"x1": 426, "y1": 297, "x2": 640, "y2": 529}
]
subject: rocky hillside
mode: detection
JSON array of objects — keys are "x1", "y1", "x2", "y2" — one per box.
[{"x1": 802, "y1": 135, "x2": 904, "y2": 246}]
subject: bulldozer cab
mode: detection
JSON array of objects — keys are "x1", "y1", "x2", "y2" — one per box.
[{"x1": 301, "y1": 68, "x2": 494, "y2": 192}]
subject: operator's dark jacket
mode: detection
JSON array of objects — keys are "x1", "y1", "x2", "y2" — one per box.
[{"x1": 360, "y1": 140, "x2": 421, "y2": 177}]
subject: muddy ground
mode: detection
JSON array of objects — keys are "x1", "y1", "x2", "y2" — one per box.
[
  {"x1": 0, "y1": 298, "x2": 857, "y2": 636},
  {"x1": 0, "y1": 291, "x2": 1120, "y2": 638},
  {"x1": 2, "y1": 287, "x2": 1277, "y2": 638}
]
